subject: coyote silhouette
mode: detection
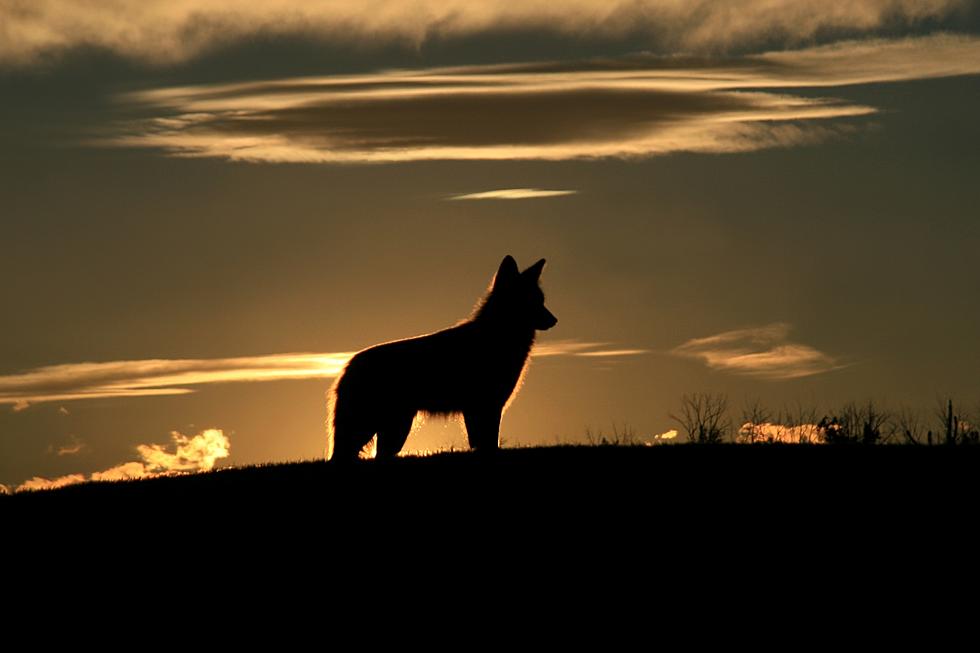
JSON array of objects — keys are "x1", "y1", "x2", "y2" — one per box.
[{"x1": 327, "y1": 255, "x2": 557, "y2": 460}]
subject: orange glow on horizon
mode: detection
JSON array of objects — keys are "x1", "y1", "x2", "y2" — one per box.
[{"x1": 15, "y1": 428, "x2": 231, "y2": 493}]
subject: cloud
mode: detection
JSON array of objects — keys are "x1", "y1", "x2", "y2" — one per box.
[
  {"x1": 17, "y1": 474, "x2": 87, "y2": 492},
  {"x1": 575, "y1": 349, "x2": 651, "y2": 358},
  {"x1": 0, "y1": 1, "x2": 967, "y2": 67},
  {"x1": 758, "y1": 34, "x2": 980, "y2": 86},
  {"x1": 106, "y1": 35, "x2": 980, "y2": 164},
  {"x1": 0, "y1": 484, "x2": 11, "y2": 495},
  {"x1": 58, "y1": 406, "x2": 70, "y2": 415},
  {"x1": 16, "y1": 428, "x2": 230, "y2": 492},
  {"x1": 51, "y1": 435, "x2": 86, "y2": 457},
  {"x1": 89, "y1": 462, "x2": 148, "y2": 483},
  {"x1": 738, "y1": 422, "x2": 826, "y2": 444},
  {"x1": 0, "y1": 352, "x2": 354, "y2": 406},
  {"x1": 136, "y1": 429, "x2": 230, "y2": 473},
  {"x1": 450, "y1": 188, "x2": 577, "y2": 200},
  {"x1": 12, "y1": 400, "x2": 30, "y2": 413},
  {"x1": 0, "y1": 343, "x2": 636, "y2": 406},
  {"x1": 671, "y1": 323, "x2": 844, "y2": 380},
  {"x1": 532, "y1": 340, "x2": 649, "y2": 358},
  {"x1": 647, "y1": 429, "x2": 678, "y2": 443}
]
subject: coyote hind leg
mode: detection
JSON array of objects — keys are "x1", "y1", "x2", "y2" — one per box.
[
  {"x1": 375, "y1": 410, "x2": 416, "y2": 459},
  {"x1": 330, "y1": 416, "x2": 376, "y2": 462}
]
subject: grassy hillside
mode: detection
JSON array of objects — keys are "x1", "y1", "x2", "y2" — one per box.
[
  {"x1": 7, "y1": 444, "x2": 973, "y2": 568},
  {"x1": 7, "y1": 444, "x2": 976, "y2": 508}
]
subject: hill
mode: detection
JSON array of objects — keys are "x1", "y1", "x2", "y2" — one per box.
[
  {"x1": 7, "y1": 444, "x2": 975, "y2": 510},
  {"x1": 6, "y1": 444, "x2": 974, "y2": 570}
]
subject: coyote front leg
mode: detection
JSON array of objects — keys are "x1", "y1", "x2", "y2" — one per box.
[{"x1": 464, "y1": 407, "x2": 503, "y2": 451}]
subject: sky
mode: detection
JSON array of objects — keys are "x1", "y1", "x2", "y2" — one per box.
[{"x1": 2, "y1": 1, "x2": 979, "y2": 490}]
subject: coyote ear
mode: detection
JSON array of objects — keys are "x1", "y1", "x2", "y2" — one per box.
[
  {"x1": 493, "y1": 255, "x2": 520, "y2": 290},
  {"x1": 522, "y1": 258, "x2": 546, "y2": 282}
]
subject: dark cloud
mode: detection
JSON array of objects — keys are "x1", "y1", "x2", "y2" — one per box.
[
  {"x1": 160, "y1": 87, "x2": 774, "y2": 147},
  {"x1": 103, "y1": 35, "x2": 980, "y2": 163}
]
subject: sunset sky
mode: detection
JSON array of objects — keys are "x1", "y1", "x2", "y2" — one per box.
[{"x1": 2, "y1": 1, "x2": 979, "y2": 490}]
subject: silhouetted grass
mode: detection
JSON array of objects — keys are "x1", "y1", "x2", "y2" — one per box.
[
  {"x1": 7, "y1": 444, "x2": 975, "y2": 573},
  {"x1": 7, "y1": 443, "x2": 977, "y2": 510}
]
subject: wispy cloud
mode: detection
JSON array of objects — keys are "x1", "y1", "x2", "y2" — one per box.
[
  {"x1": 575, "y1": 349, "x2": 651, "y2": 358},
  {"x1": 532, "y1": 340, "x2": 649, "y2": 359},
  {"x1": 11, "y1": 400, "x2": 30, "y2": 413},
  {"x1": 0, "y1": 343, "x2": 638, "y2": 406},
  {"x1": 450, "y1": 188, "x2": 577, "y2": 200},
  {"x1": 0, "y1": 352, "x2": 353, "y2": 406},
  {"x1": 56, "y1": 442, "x2": 85, "y2": 456},
  {"x1": 107, "y1": 35, "x2": 980, "y2": 164},
  {"x1": 0, "y1": 1, "x2": 965, "y2": 67},
  {"x1": 671, "y1": 323, "x2": 844, "y2": 380},
  {"x1": 16, "y1": 428, "x2": 230, "y2": 493},
  {"x1": 50, "y1": 435, "x2": 86, "y2": 457}
]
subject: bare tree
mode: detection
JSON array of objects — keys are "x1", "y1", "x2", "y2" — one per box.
[
  {"x1": 862, "y1": 400, "x2": 890, "y2": 444},
  {"x1": 739, "y1": 398, "x2": 771, "y2": 443},
  {"x1": 611, "y1": 422, "x2": 638, "y2": 445},
  {"x1": 671, "y1": 393, "x2": 730, "y2": 444},
  {"x1": 584, "y1": 422, "x2": 639, "y2": 446},
  {"x1": 894, "y1": 404, "x2": 924, "y2": 445},
  {"x1": 822, "y1": 400, "x2": 889, "y2": 444},
  {"x1": 788, "y1": 400, "x2": 821, "y2": 444}
]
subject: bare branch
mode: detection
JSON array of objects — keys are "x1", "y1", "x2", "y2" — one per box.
[{"x1": 670, "y1": 393, "x2": 730, "y2": 444}]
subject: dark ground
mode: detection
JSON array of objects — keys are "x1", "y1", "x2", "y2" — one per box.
[
  {"x1": 4, "y1": 445, "x2": 975, "y2": 587},
  {"x1": 6, "y1": 444, "x2": 975, "y2": 513}
]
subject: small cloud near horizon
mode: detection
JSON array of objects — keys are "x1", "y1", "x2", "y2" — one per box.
[
  {"x1": 671, "y1": 323, "x2": 845, "y2": 380},
  {"x1": 449, "y1": 188, "x2": 577, "y2": 200},
  {"x1": 648, "y1": 429, "x2": 678, "y2": 443},
  {"x1": 738, "y1": 421, "x2": 826, "y2": 444},
  {"x1": 17, "y1": 428, "x2": 230, "y2": 493}
]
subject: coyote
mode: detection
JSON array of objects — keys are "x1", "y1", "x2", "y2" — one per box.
[{"x1": 327, "y1": 255, "x2": 557, "y2": 460}]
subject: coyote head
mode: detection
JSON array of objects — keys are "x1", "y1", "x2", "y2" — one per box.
[{"x1": 477, "y1": 255, "x2": 558, "y2": 331}]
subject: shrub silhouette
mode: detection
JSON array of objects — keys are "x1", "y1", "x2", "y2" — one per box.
[{"x1": 671, "y1": 393, "x2": 730, "y2": 444}]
